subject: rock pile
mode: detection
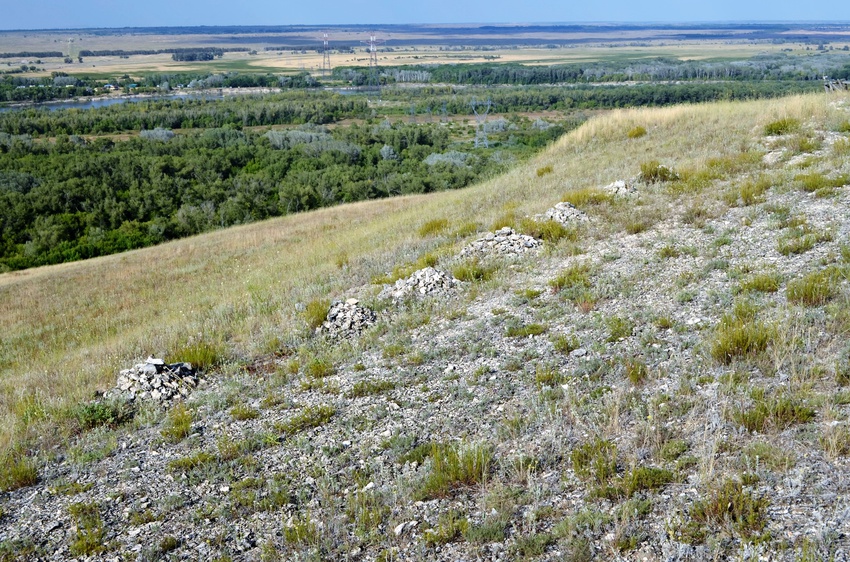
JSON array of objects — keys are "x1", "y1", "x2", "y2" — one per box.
[
  {"x1": 604, "y1": 179, "x2": 637, "y2": 196},
  {"x1": 533, "y1": 202, "x2": 588, "y2": 225},
  {"x1": 107, "y1": 357, "x2": 199, "y2": 402},
  {"x1": 380, "y1": 267, "x2": 461, "y2": 300},
  {"x1": 460, "y1": 227, "x2": 542, "y2": 257},
  {"x1": 319, "y1": 299, "x2": 377, "y2": 338}
]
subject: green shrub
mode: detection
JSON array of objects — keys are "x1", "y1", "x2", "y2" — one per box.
[
  {"x1": 303, "y1": 298, "x2": 330, "y2": 330},
  {"x1": 764, "y1": 117, "x2": 800, "y2": 135},
  {"x1": 621, "y1": 466, "x2": 675, "y2": 496},
  {"x1": 161, "y1": 403, "x2": 193, "y2": 443},
  {"x1": 452, "y1": 260, "x2": 494, "y2": 283},
  {"x1": 658, "y1": 245, "x2": 680, "y2": 259},
  {"x1": 786, "y1": 269, "x2": 840, "y2": 306},
  {"x1": 419, "y1": 218, "x2": 449, "y2": 237},
  {"x1": 549, "y1": 263, "x2": 593, "y2": 303},
  {"x1": 660, "y1": 439, "x2": 689, "y2": 461},
  {"x1": 639, "y1": 160, "x2": 679, "y2": 183},
  {"x1": 283, "y1": 514, "x2": 319, "y2": 546},
  {"x1": 627, "y1": 126, "x2": 647, "y2": 139},
  {"x1": 510, "y1": 533, "x2": 555, "y2": 557},
  {"x1": 0, "y1": 454, "x2": 38, "y2": 491},
  {"x1": 535, "y1": 365, "x2": 565, "y2": 387},
  {"x1": 415, "y1": 443, "x2": 492, "y2": 500},
  {"x1": 536, "y1": 165, "x2": 554, "y2": 177},
  {"x1": 75, "y1": 400, "x2": 132, "y2": 430},
  {"x1": 464, "y1": 514, "x2": 510, "y2": 543},
  {"x1": 795, "y1": 172, "x2": 850, "y2": 193},
  {"x1": 167, "y1": 452, "x2": 217, "y2": 472},
  {"x1": 277, "y1": 405, "x2": 335, "y2": 435},
  {"x1": 490, "y1": 211, "x2": 517, "y2": 231}
]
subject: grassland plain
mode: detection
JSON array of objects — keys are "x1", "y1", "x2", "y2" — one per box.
[{"x1": 1, "y1": 91, "x2": 850, "y2": 560}]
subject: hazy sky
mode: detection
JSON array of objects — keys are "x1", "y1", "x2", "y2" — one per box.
[{"x1": 2, "y1": 0, "x2": 850, "y2": 29}]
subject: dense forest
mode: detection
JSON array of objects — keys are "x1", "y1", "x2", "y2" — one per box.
[{"x1": 0, "y1": 116, "x2": 565, "y2": 271}]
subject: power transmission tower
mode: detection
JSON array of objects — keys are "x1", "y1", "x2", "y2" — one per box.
[
  {"x1": 320, "y1": 33, "x2": 331, "y2": 77},
  {"x1": 360, "y1": 34, "x2": 385, "y2": 92},
  {"x1": 471, "y1": 98, "x2": 492, "y2": 148}
]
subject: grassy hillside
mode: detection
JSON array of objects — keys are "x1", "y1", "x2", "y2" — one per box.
[
  {"x1": 0, "y1": 93, "x2": 843, "y2": 452},
  {"x1": 2, "y1": 91, "x2": 850, "y2": 559}
]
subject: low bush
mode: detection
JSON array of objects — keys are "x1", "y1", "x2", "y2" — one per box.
[
  {"x1": 710, "y1": 305, "x2": 774, "y2": 364},
  {"x1": 571, "y1": 438, "x2": 618, "y2": 485},
  {"x1": 737, "y1": 272, "x2": 781, "y2": 293},
  {"x1": 627, "y1": 126, "x2": 647, "y2": 139}
]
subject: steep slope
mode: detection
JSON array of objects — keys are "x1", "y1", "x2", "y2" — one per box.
[{"x1": 2, "y1": 92, "x2": 850, "y2": 560}]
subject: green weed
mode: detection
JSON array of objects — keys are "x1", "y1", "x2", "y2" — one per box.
[
  {"x1": 627, "y1": 126, "x2": 647, "y2": 139},
  {"x1": 764, "y1": 117, "x2": 800, "y2": 135},
  {"x1": 277, "y1": 405, "x2": 335, "y2": 436},
  {"x1": 419, "y1": 218, "x2": 450, "y2": 237},
  {"x1": 415, "y1": 443, "x2": 492, "y2": 500},
  {"x1": 160, "y1": 403, "x2": 193, "y2": 443}
]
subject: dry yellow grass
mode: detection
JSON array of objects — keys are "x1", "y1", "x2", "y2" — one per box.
[{"x1": 1, "y1": 91, "x2": 847, "y2": 455}]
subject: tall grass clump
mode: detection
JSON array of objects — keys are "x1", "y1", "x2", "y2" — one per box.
[
  {"x1": 303, "y1": 298, "x2": 331, "y2": 330},
  {"x1": 786, "y1": 268, "x2": 840, "y2": 307},
  {"x1": 536, "y1": 165, "x2": 554, "y2": 177},
  {"x1": 710, "y1": 303, "x2": 774, "y2": 364},
  {"x1": 627, "y1": 126, "x2": 647, "y2": 139},
  {"x1": 731, "y1": 390, "x2": 815, "y2": 432},
  {"x1": 161, "y1": 403, "x2": 193, "y2": 443},
  {"x1": 561, "y1": 187, "x2": 612, "y2": 208},
  {"x1": 418, "y1": 218, "x2": 450, "y2": 237},
  {"x1": 415, "y1": 443, "x2": 492, "y2": 500},
  {"x1": 167, "y1": 339, "x2": 224, "y2": 371},
  {"x1": 519, "y1": 217, "x2": 577, "y2": 243},
  {"x1": 737, "y1": 272, "x2": 781, "y2": 294},
  {"x1": 639, "y1": 160, "x2": 679, "y2": 183},
  {"x1": 682, "y1": 479, "x2": 768, "y2": 543},
  {"x1": 764, "y1": 117, "x2": 800, "y2": 135},
  {"x1": 0, "y1": 453, "x2": 39, "y2": 491},
  {"x1": 453, "y1": 260, "x2": 494, "y2": 283}
]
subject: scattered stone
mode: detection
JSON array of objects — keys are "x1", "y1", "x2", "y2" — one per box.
[
  {"x1": 459, "y1": 227, "x2": 541, "y2": 258},
  {"x1": 533, "y1": 202, "x2": 588, "y2": 225},
  {"x1": 319, "y1": 300, "x2": 377, "y2": 338},
  {"x1": 106, "y1": 358, "x2": 199, "y2": 402},
  {"x1": 603, "y1": 179, "x2": 637, "y2": 196},
  {"x1": 379, "y1": 267, "x2": 461, "y2": 300}
]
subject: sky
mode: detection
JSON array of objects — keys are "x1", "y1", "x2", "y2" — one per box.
[{"x1": 2, "y1": 0, "x2": 850, "y2": 30}]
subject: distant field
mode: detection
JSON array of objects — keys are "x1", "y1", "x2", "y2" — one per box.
[{"x1": 2, "y1": 23, "x2": 850, "y2": 78}]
